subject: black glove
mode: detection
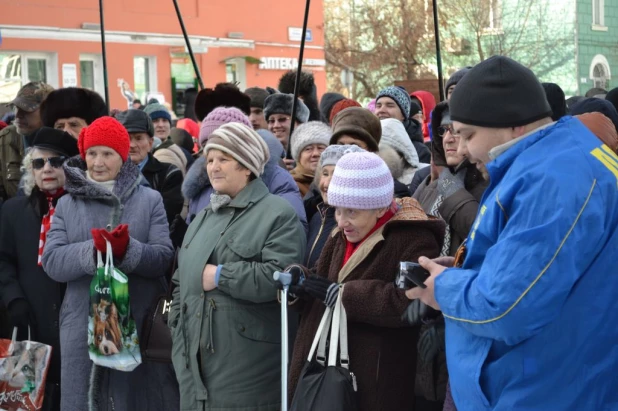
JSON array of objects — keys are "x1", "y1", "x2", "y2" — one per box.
[
  {"x1": 402, "y1": 299, "x2": 431, "y2": 326},
  {"x1": 304, "y1": 276, "x2": 340, "y2": 308},
  {"x1": 274, "y1": 265, "x2": 307, "y2": 297},
  {"x1": 417, "y1": 322, "x2": 445, "y2": 364},
  {"x1": 8, "y1": 299, "x2": 35, "y2": 341},
  {"x1": 169, "y1": 215, "x2": 189, "y2": 249}
]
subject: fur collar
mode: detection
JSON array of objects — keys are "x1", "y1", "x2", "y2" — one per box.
[
  {"x1": 63, "y1": 156, "x2": 141, "y2": 203},
  {"x1": 181, "y1": 155, "x2": 210, "y2": 201}
]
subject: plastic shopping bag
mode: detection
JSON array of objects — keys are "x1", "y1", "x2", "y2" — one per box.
[
  {"x1": 88, "y1": 240, "x2": 142, "y2": 372},
  {"x1": 0, "y1": 327, "x2": 52, "y2": 411}
]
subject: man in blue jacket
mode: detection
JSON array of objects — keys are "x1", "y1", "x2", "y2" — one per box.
[{"x1": 407, "y1": 56, "x2": 618, "y2": 410}]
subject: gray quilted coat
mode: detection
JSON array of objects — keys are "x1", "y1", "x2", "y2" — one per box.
[{"x1": 42, "y1": 157, "x2": 179, "y2": 411}]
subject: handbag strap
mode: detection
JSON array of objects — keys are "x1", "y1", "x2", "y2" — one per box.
[
  {"x1": 307, "y1": 305, "x2": 332, "y2": 364},
  {"x1": 316, "y1": 305, "x2": 333, "y2": 366},
  {"x1": 326, "y1": 285, "x2": 349, "y2": 369}
]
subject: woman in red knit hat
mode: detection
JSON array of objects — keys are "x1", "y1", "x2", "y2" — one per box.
[{"x1": 42, "y1": 116, "x2": 179, "y2": 410}]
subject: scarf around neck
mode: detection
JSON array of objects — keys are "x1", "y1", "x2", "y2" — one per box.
[
  {"x1": 38, "y1": 188, "x2": 66, "y2": 266},
  {"x1": 341, "y1": 202, "x2": 398, "y2": 268}
]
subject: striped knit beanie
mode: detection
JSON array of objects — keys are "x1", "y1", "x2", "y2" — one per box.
[
  {"x1": 327, "y1": 152, "x2": 394, "y2": 210},
  {"x1": 204, "y1": 123, "x2": 270, "y2": 177}
]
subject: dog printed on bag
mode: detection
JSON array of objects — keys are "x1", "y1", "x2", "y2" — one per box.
[{"x1": 93, "y1": 299, "x2": 123, "y2": 356}]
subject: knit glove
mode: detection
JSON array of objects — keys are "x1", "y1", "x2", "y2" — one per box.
[
  {"x1": 91, "y1": 228, "x2": 107, "y2": 253},
  {"x1": 100, "y1": 224, "x2": 130, "y2": 259},
  {"x1": 418, "y1": 322, "x2": 446, "y2": 364},
  {"x1": 8, "y1": 299, "x2": 35, "y2": 341},
  {"x1": 401, "y1": 299, "x2": 431, "y2": 326},
  {"x1": 437, "y1": 168, "x2": 466, "y2": 199},
  {"x1": 303, "y1": 276, "x2": 340, "y2": 308}
]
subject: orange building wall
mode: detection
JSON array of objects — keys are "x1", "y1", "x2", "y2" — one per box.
[{"x1": 0, "y1": 0, "x2": 325, "y2": 110}]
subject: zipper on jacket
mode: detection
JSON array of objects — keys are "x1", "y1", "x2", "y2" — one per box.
[
  {"x1": 206, "y1": 299, "x2": 217, "y2": 353},
  {"x1": 306, "y1": 207, "x2": 328, "y2": 265}
]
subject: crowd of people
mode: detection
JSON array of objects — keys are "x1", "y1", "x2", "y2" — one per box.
[{"x1": 0, "y1": 54, "x2": 616, "y2": 411}]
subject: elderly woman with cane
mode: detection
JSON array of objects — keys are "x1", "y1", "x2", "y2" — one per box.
[{"x1": 170, "y1": 122, "x2": 305, "y2": 410}]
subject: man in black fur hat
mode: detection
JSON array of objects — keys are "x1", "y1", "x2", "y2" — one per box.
[
  {"x1": 193, "y1": 82, "x2": 251, "y2": 121},
  {"x1": 278, "y1": 70, "x2": 321, "y2": 121},
  {"x1": 40, "y1": 87, "x2": 108, "y2": 139}
]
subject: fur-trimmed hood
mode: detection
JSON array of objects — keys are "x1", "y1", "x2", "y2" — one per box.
[{"x1": 181, "y1": 155, "x2": 210, "y2": 201}]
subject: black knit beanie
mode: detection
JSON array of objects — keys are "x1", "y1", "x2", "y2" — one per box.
[
  {"x1": 449, "y1": 56, "x2": 552, "y2": 128},
  {"x1": 542, "y1": 83, "x2": 567, "y2": 121},
  {"x1": 605, "y1": 87, "x2": 618, "y2": 111}
]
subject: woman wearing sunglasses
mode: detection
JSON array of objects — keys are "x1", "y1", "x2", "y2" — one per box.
[{"x1": 0, "y1": 127, "x2": 78, "y2": 411}]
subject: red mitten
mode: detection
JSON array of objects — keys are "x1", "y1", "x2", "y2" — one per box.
[
  {"x1": 100, "y1": 224, "x2": 130, "y2": 259},
  {"x1": 91, "y1": 228, "x2": 107, "y2": 253}
]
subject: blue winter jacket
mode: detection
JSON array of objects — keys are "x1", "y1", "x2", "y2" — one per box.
[{"x1": 435, "y1": 116, "x2": 618, "y2": 410}]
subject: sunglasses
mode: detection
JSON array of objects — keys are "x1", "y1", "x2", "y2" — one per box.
[
  {"x1": 32, "y1": 156, "x2": 67, "y2": 170},
  {"x1": 438, "y1": 125, "x2": 458, "y2": 137}
]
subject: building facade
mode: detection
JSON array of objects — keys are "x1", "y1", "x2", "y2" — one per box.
[
  {"x1": 0, "y1": 0, "x2": 326, "y2": 112},
  {"x1": 439, "y1": 0, "x2": 617, "y2": 98}
]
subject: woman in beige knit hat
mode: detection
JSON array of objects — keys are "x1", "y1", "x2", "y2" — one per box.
[{"x1": 170, "y1": 122, "x2": 306, "y2": 410}]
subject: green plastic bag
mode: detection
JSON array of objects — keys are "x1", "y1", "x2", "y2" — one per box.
[{"x1": 88, "y1": 240, "x2": 141, "y2": 372}]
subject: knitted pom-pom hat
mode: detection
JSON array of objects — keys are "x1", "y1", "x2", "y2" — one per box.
[
  {"x1": 78, "y1": 116, "x2": 130, "y2": 162},
  {"x1": 327, "y1": 151, "x2": 394, "y2": 210},
  {"x1": 199, "y1": 107, "x2": 252, "y2": 147}
]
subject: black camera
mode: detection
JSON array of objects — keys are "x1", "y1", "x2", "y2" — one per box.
[{"x1": 395, "y1": 262, "x2": 430, "y2": 290}]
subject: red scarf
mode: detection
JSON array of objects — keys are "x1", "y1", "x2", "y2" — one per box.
[
  {"x1": 38, "y1": 188, "x2": 65, "y2": 266},
  {"x1": 341, "y1": 202, "x2": 398, "y2": 268}
]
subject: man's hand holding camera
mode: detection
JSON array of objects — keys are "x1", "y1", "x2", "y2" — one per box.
[{"x1": 405, "y1": 256, "x2": 454, "y2": 310}]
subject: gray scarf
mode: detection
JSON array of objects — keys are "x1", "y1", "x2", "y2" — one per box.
[{"x1": 210, "y1": 193, "x2": 232, "y2": 212}]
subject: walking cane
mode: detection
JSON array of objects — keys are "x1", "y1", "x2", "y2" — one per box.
[
  {"x1": 286, "y1": 0, "x2": 312, "y2": 160},
  {"x1": 98, "y1": 0, "x2": 110, "y2": 112},
  {"x1": 172, "y1": 0, "x2": 205, "y2": 90},
  {"x1": 273, "y1": 271, "x2": 294, "y2": 411}
]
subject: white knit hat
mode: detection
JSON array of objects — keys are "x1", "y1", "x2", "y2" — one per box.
[
  {"x1": 290, "y1": 121, "x2": 331, "y2": 161},
  {"x1": 327, "y1": 152, "x2": 394, "y2": 210},
  {"x1": 379, "y1": 118, "x2": 420, "y2": 168},
  {"x1": 205, "y1": 123, "x2": 270, "y2": 177}
]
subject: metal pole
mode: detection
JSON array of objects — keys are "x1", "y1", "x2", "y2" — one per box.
[
  {"x1": 273, "y1": 271, "x2": 293, "y2": 411},
  {"x1": 98, "y1": 0, "x2": 110, "y2": 111},
  {"x1": 286, "y1": 0, "x2": 312, "y2": 160},
  {"x1": 172, "y1": 0, "x2": 205, "y2": 90},
  {"x1": 432, "y1": 0, "x2": 445, "y2": 101}
]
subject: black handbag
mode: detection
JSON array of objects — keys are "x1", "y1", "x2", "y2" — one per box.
[
  {"x1": 140, "y1": 248, "x2": 177, "y2": 363},
  {"x1": 291, "y1": 285, "x2": 359, "y2": 411}
]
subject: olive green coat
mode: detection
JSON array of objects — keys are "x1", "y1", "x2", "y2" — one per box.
[{"x1": 170, "y1": 179, "x2": 306, "y2": 411}]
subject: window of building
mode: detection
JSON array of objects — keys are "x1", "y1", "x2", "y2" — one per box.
[
  {"x1": 0, "y1": 53, "x2": 56, "y2": 102},
  {"x1": 590, "y1": 54, "x2": 611, "y2": 89},
  {"x1": 80, "y1": 60, "x2": 95, "y2": 90},
  {"x1": 133, "y1": 56, "x2": 157, "y2": 101},
  {"x1": 226, "y1": 63, "x2": 237, "y2": 84},
  {"x1": 592, "y1": 0, "x2": 605, "y2": 27},
  {"x1": 223, "y1": 58, "x2": 246, "y2": 90}
]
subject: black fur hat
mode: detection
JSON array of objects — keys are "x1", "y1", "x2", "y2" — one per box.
[
  {"x1": 278, "y1": 70, "x2": 321, "y2": 121},
  {"x1": 194, "y1": 82, "x2": 251, "y2": 121},
  {"x1": 40, "y1": 87, "x2": 108, "y2": 127}
]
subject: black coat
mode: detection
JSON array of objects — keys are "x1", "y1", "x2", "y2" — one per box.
[
  {"x1": 305, "y1": 204, "x2": 337, "y2": 269},
  {"x1": 404, "y1": 119, "x2": 432, "y2": 164},
  {"x1": 142, "y1": 154, "x2": 184, "y2": 224},
  {"x1": 0, "y1": 192, "x2": 65, "y2": 386}
]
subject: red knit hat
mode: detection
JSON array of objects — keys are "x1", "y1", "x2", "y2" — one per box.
[
  {"x1": 329, "y1": 98, "x2": 362, "y2": 123},
  {"x1": 78, "y1": 116, "x2": 130, "y2": 162}
]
